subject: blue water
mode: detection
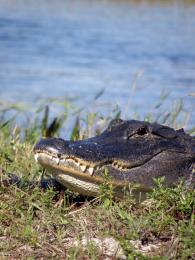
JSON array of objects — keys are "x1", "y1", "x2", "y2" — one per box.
[{"x1": 0, "y1": 0, "x2": 195, "y2": 126}]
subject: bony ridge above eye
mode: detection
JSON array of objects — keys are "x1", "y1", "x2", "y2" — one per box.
[{"x1": 108, "y1": 118, "x2": 124, "y2": 130}]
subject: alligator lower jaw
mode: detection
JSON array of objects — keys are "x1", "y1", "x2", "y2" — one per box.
[{"x1": 34, "y1": 151, "x2": 151, "y2": 197}]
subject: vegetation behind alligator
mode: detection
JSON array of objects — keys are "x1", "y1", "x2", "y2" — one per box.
[{"x1": 34, "y1": 119, "x2": 195, "y2": 198}]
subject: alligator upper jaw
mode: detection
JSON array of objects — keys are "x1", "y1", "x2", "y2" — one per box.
[
  {"x1": 33, "y1": 136, "x2": 162, "y2": 194},
  {"x1": 34, "y1": 149, "x2": 153, "y2": 193},
  {"x1": 34, "y1": 150, "x2": 99, "y2": 178}
]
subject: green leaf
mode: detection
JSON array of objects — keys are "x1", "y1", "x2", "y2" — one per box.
[{"x1": 103, "y1": 198, "x2": 111, "y2": 208}]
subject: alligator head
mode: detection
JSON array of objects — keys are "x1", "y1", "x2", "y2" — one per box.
[{"x1": 34, "y1": 119, "x2": 195, "y2": 197}]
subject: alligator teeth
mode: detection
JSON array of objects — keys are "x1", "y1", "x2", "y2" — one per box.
[
  {"x1": 57, "y1": 158, "x2": 60, "y2": 165},
  {"x1": 76, "y1": 162, "x2": 81, "y2": 167},
  {"x1": 53, "y1": 157, "x2": 59, "y2": 164},
  {"x1": 88, "y1": 167, "x2": 94, "y2": 176},
  {"x1": 80, "y1": 165, "x2": 87, "y2": 172},
  {"x1": 111, "y1": 161, "x2": 128, "y2": 170},
  {"x1": 60, "y1": 159, "x2": 66, "y2": 164},
  {"x1": 34, "y1": 154, "x2": 39, "y2": 162},
  {"x1": 112, "y1": 162, "x2": 118, "y2": 168}
]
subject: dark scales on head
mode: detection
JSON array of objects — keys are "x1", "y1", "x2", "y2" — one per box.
[{"x1": 34, "y1": 119, "x2": 195, "y2": 197}]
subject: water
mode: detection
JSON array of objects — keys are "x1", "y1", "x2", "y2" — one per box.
[{"x1": 0, "y1": 0, "x2": 195, "y2": 126}]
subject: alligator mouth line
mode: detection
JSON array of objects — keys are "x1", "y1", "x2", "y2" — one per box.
[
  {"x1": 34, "y1": 149, "x2": 163, "y2": 174},
  {"x1": 34, "y1": 149, "x2": 160, "y2": 192}
]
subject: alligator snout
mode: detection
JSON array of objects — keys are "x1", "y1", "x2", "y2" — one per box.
[{"x1": 34, "y1": 137, "x2": 70, "y2": 155}]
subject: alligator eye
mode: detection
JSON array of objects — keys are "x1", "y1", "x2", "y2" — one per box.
[{"x1": 136, "y1": 126, "x2": 148, "y2": 135}]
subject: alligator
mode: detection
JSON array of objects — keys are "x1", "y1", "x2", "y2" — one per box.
[{"x1": 34, "y1": 119, "x2": 195, "y2": 198}]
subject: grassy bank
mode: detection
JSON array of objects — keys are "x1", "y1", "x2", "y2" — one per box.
[{"x1": 0, "y1": 98, "x2": 194, "y2": 259}]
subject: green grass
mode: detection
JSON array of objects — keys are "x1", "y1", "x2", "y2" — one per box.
[{"x1": 0, "y1": 97, "x2": 194, "y2": 259}]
